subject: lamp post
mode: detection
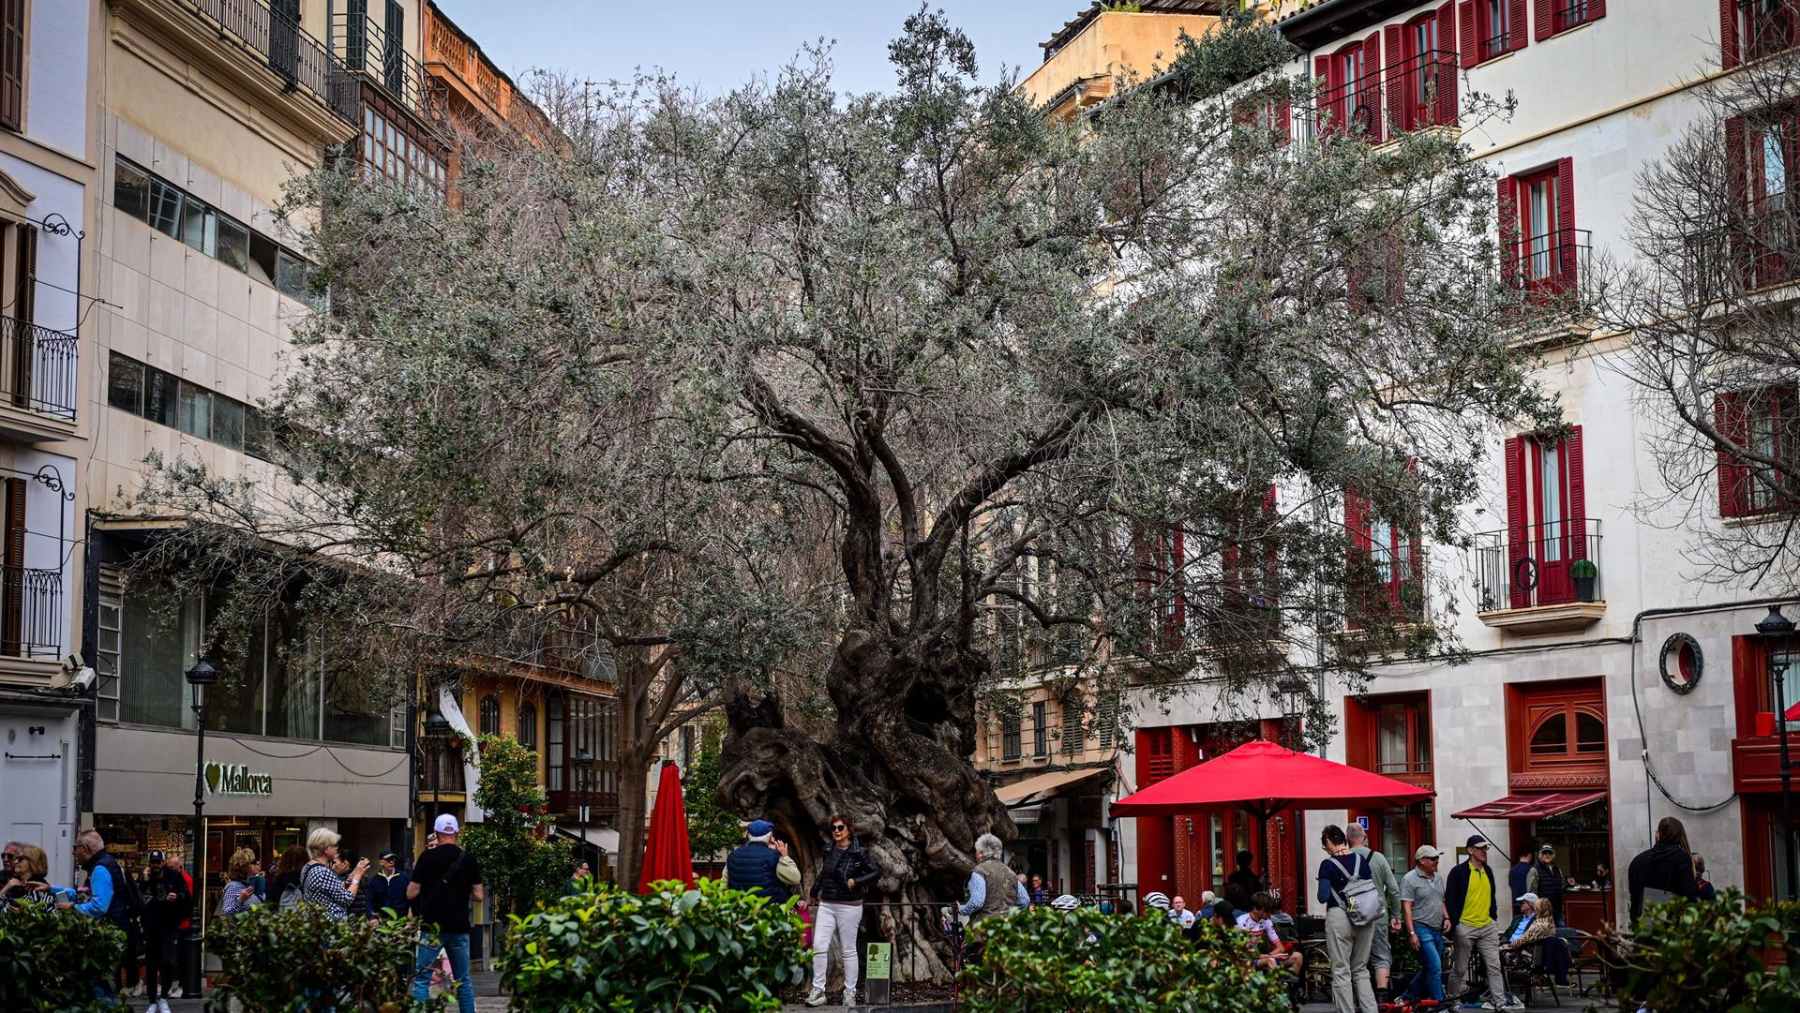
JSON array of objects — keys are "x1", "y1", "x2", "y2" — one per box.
[
  {"x1": 1755, "y1": 605, "x2": 1798, "y2": 900},
  {"x1": 423, "y1": 709, "x2": 452, "y2": 830},
  {"x1": 184, "y1": 657, "x2": 218, "y2": 997}
]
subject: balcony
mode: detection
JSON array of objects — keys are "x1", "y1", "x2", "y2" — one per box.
[
  {"x1": 1503, "y1": 229, "x2": 1593, "y2": 303},
  {"x1": 0, "y1": 316, "x2": 77, "y2": 440},
  {"x1": 329, "y1": 10, "x2": 429, "y2": 118},
  {"x1": 1685, "y1": 197, "x2": 1798, "y2": 297},
  {"x1": 1306, "y1": 49, "x2": 1459, "y2": 148},
  {"x1": 0, "y1": 565, "x2": 63, "y2": 667},
  {"x1": 1472, "y1": 518, "x2": 1605, "y2": 633},
  {"x1": 169, "y1": 0, "x2": 358, "y2": 126}
]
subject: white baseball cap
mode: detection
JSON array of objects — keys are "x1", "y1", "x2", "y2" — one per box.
[{"x1": 433, "y1": 813, "x2": 460, "y2": 835}]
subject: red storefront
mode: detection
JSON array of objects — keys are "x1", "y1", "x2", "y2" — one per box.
[{"x1": 1732, "y1": 634, "x2": 1798, "y2": 900}]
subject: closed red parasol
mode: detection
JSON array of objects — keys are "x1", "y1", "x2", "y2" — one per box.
[{"x1": 636, "y1": 760, "x2": 696, "y2": 893}]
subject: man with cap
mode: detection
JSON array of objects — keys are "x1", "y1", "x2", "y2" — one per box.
[
  {"x1": 1443, "y1": 834, "x2": 1518, "y2": 1010},
  {"x1": 367, "y1": 851, "x2": 409, "y2": 918},
  {"x1": 1525, "y1": 843, "x2": 1566, "y2": 925},
  {"x1": 726, "y1": 818, "x2": 800, "y2": 902},
  {"x1": 407, "y1": 814, "x2": 484, "y2": 1013},
  {"x1": 1398, "y1": 844, "x2": 1451, "y2": 1005}
]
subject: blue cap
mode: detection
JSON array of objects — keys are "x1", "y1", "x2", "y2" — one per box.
[{"x1": 747, "y1": 819, "x2": 774, "y2": 838}]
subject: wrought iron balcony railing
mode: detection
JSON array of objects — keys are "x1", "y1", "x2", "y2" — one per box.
[
  {"x1": 1, "y1": 564, "x2": 62, "y2": 658},
  {"x1": 1305, "y1": 49, "x2": 1459, "y2": 148},
  {"x1": 1472, "y1": 518, "x2": 1602, "y2": 613},
  {"x1": 180, "y1": 0, "x2": 358, "y2": 125},
  {"x1": 0, "y1": 316, "x2": 77, "y2": 422},
  {"x1": 330, "y1": 10, "x2": 429, "y2": 116},
  {"x1": 1502, "y1": 229, "x2": 1593, "y2": 303}
]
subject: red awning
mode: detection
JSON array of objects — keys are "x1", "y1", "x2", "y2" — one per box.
[
  {"x1": 1111, "y1": 739, "x2": 1434, "y2": 818},
  {"x1": 1451, "y1": 790, "x2": 1606, "y2": 821}
]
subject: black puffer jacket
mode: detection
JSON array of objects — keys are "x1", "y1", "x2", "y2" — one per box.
[{"x1": 810, "y1": 843, "x2": 878, "y2": 904}]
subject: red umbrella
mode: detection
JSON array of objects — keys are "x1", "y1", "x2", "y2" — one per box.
[
  {"x1": 637, "y1": 760, "x2": 696, "y2": 893},
  {"x1": 1111, "y1": 738, "x2": 1433, "y2": 819}
]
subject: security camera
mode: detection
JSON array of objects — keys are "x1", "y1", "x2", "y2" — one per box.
[
  {"x1": 46, "y1": 666, "x2": 96, "y2": 693},
  {"x1": 62, "y1": 654, "x2": 82, "y2": 673},
  {"x1": 72, "y1": 667, "x2": 96, "y2": 692}
]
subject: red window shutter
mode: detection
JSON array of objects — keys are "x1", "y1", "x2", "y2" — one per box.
[
  {"x1": 1589, "y1": 0, "x2": 1605, "y2": 20},
  {"x1": 1362, "y1": 33, "x2": 1383, "y2": 142},
  {"x1": 1277, "y1": 100, "x2": 1291, "y2": 144},
  {"x1": 1726, "y1": 116, "x2": 1749, "y2": 288},
  {"x1": 1508, "y1": 0, "x2": 1529, "y2": 52},
  {"x1": 1565, "y1": 425, "x2": 1588, "y2": 562},
  {"x1": 1717, "y1": 392, "x2": 1750, "y2": 518},
  {"x1": 0, "y1": 0, "x2": 21, "y2": 133},
  {"x1": 1722, "y1": 0, "x2": 1741, "y2": 69},
  {"x1": 1315, "y1": 55, "x2": 1333, "y2": 136},
  {"x1": 1504, "y1": 436, "x2": 1529, "y2": 609},
  {"x1": 1345, "y1": 487, "x2": 1371, "y2": 552},
  {"x1": 1384, "y1": 24, "x2": 1405, "y2": 133},
  {"x1": 1497, "y1": 175, "x2": 1520, "y2": 288},
  {"x1": 1166, "y1": 524, "x2": 1185, "y2": 649},
  {"x1": 1459, "y1": 1, "x2": 1478, "y2": 66},
  {"x1": 1535, "y1": 0, "x2": 1554, "y2": 40},
  {"x1": 1555, "y1": 157, "x2": 1578, "y2": 291},
  {"x1": 1437, "y1": 2, "x2": 1459, "y2": 125}
]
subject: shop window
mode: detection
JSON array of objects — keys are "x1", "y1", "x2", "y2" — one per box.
[
  {"x1": 478, "y1": 694, "x2": 501, "y2": 736},
  {"x1": 1522, "y1": 796, "x2": 1610, "y2": 892}
]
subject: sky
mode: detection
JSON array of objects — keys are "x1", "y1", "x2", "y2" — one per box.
[{"x1": 436, "y1": 0, "x2": 1087, "y2": 98}]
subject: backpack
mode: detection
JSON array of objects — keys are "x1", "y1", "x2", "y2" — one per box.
[
  {"x1": 94, "y1": 854, "x2": 143, "y2": 924},
  {"x1": 1332, "y1": 853, "x2": 1383, "y2": 928}
]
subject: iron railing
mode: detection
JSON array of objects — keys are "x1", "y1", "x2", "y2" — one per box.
[
  {"x1": 330, "y1": 10, "x2": 428, "y2": 116},
  {"x1": 180, "y1": 0, "x2": 359, "y2": 124},
  {"x1": 1684, "y1": 197, "x2": 1800, "y2": 295},
  {"x1": 1, "y1": 565, "x2": 62, "y2": 658},
  {"x1": 1472, "y1": 518, "x2": 1602, "y2": 612},
  {"x1": 1503, "y1": 228, "x2": 1593, "y2": 301},
  {"x1": 1306, "y1": 49, "x2": 1458, "y2": 147},
  {"x1": 0, "y1": 316, "x2": 76, "y2": 421}
]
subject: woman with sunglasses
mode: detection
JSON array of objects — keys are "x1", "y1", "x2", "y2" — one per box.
[{"x1": 804, "y1": 815, "x2": 879, "y2": 1007}]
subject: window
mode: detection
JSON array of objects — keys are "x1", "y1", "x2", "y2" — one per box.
[
  {"x1": 1375, "y1": 700, "x2": 1431, "y2": 775},
  {"x1": 107, "y1": 354, "x2": 144, "y2": 414},
  {"x1": 1061, "y1": 693, "x2": 1083, "y2": 754},
  {"x1": 1715, "y1": 386, "x2": 1800, "y2": 517},
  {"x1": 178, "y1": 381, "x2": 212, "y2": 440},
  {"x1": 547, "y1": 694, "x2": 565, "y2": 791},
  {"x1": 1318, "y1": 35, "x2": 1381, "y2": 142},
  {"x1": 1733, "y1": 0, "x2": 1798, "y2": 65},
  {"x1": 1459, "y1": 0, "x2": 1525, "y2": 67},
  {"x1": 1539, "y1": 0, "x2": 1603, "y2": 39},
  {"x1": 1096, "y1": 690, "x2": 1121, "y2": 749},
  {"x1": 517, "y1": 700, "x2": 537, "y2": 749},
  {"x1": 1031, "y1": 700, "x2": 1047, "y2": 757},
  {"x1": 1525, "y1": 702, "x2": 1606, "y2": 762},
  {"x1": 1392, "y1": 6, "x2": 1457, "y2": 134},
  {"x1": 1502, "y1": 428, "x2": 1589, "y2": 607},
  {"x1": 360, "y1": 100, "x2": 446, "y2": 194},
  {"x1": 1233, "y1": 90, "x2": 1290, "y2": 146},
  {"x1": 113, "y1": 160, "x2": 150, "y2": 221},
  {"x1": 108, "y1": 352, "x2": 264, "y2": 460},
  {"x1": 1498, "y1": 159, "x2": 1579, "y2": 296},
  {"x1": 1480, "y1": 0, "x2": 1512, "y2": 60},
  {"x1": 96, "y1": 574, "x2": 123, "y2": 722},
  {"x1": 1345, "y1": 487, "x2": 1422, "y2": 624},
  {"x1": 478, "y1": 694, "x2": 500, "y2": 736},
  {"x1": 680, "y1": 724, "x2": 695, "y2": 768},
  {"x1": 118, "y1": 586, "x2": 201, "y2": 729},
  {"x1": 1002, "y1": 706, "x2": 1022, "y2": 761},
  {"x1": 0, "y1": 0, "x2": 24, "y2": 132}
]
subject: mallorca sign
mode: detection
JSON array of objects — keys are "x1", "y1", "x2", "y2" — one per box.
[{"x1": 204, "y1": 762, "x2": 273, "y2": 798}]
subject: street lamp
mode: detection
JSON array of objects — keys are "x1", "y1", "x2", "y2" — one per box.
[
  {"x1": 423, "y1": 709, "x2": 452, "y2": 828},
  {"x1": 184, "y1": 656, "x2": 217, "y2": 996},
  {"x1": 1755, "y1": 605, "x2": 1798, "y2": 900}
]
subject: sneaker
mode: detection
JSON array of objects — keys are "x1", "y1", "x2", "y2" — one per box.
[
  {"x1": 1502, "y1": 1000, "x2": 1525, "y2": 1011},
  {"x1": 804, "y1": 989, "x2": 827, "y2": 1007},
  {"x1": 167, "y1": 984, "x2": 183, "y2": 998}
]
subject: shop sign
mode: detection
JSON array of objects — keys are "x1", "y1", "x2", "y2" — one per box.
[{"x1": 205, "y1": 762, "x2": 273, "y2": 797}]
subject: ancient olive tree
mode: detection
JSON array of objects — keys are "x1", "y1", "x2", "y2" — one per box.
[
  {"x1": 130, "y1": 8, "x2": 1555, "y2": 942},
  {"x1": 1600, "y1": 37, "x2": 1800, "y2": 593}
]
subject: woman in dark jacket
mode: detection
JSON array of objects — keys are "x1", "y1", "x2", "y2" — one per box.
[
  {"x1": 803, "y1": 815, "x2": 879, "y2": 1007},
  {"x1": 1628, "y1": 816, "x2": 1698, "y2": 923}
]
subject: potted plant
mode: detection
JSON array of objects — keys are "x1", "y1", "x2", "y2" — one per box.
[{"x1": 1571, "y1": 558, "x2": 1599, "y2": 602}]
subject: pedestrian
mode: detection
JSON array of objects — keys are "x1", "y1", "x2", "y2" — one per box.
[
  {"x1": 269, "y1": 844, "x2": 308, "y2": 911},
  {"x1": 1344, "y1": 823, "x2": 1401, "y2": 999},
  {"x1": 332, "y1": 848, "x2": 373, "y2": 919},
  {"x1": 1444, "y1": 834, "x2": 1516, "y2": 1010},
  {"x1": 1627, "y1": 816, "x2": 1699, "y2": 923},
  {"x1": 61, "y1": 831, "x2": 138, "y2": 1004},
  {"x1": 1237, "y1": 891, "x2": 1305, "y2": 975},
  {"x1": 406, "y1": 814, "x2": 483, "y2": 1013},
  {"x1": 1225, "y1": 849, "x2": 1264, "y2": 912},
  {"x1": 1316, "y1": 824, "x2": 1379, "y2": 1013},
  {"x1": 300, "y1": 827, "x2": 369, "y2": 920},
  {"x1": 1525, "y1": 843, "x2": 1567, "y2": 925},
  {"x1": 1590, "y1": 862, "x2": 1612, "y2": 891},
  {"x1": 804, "y1": 814, "x2": 879, "y2": 1008},
  {"x1": 219, "y1": 848, "x2": 261, "y2": 917},
  {"x1": 1508, "y1": 850, "x2": 1533, "y2": 903},
  {"x1": 368, "y1": 851, "x2": 410, "y2": 917},
  {"x1": 1, "y1": 842, "x2": 18, "y2": 886},
  {"x1": 1398, "y1": 844, "x2": 1450, "y2": 1006},
  {"x1": 137, "y1": 850, "x2": 190, "y2": 1013},
  {"x1": 726, "y1": 818, "x2": 801, "y2": 902},
  {"x1": 1028, "y1": 873, "x2": 1050, "y2": 907},
  {"x1": 1169, "y1": 894, "x2": 1197, "y2": 930},
  {"x1": 1, "y1": 844, "x2": 50, "y2": 904},
  {"x1": 1693, "y1": 853, "x2": 1717, "y2": 901},
  {"x1": 564, "y1": 859, "x2": 591, "y2": 896}
]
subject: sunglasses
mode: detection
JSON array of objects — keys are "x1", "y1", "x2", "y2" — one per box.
[{"x1": 831, "y1": 824, "x2": 847, "y2": 832}]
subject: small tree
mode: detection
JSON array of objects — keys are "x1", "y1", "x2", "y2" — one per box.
[
  {"x1": 460, "y1": 734, "x2": 572, "y2": 920},
  {"x1": 683, "y1": 732, "x2": 745, "y2": 862}
]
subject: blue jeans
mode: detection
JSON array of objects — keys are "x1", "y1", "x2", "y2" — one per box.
[
  {"x1": 412, "y1": 931, "x2": 475, "y2": 1013},
  {"x1": 1406, "y1": 923, "x2": 1447, "y2": 1002}
]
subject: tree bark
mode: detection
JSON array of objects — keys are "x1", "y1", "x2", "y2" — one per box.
[{"x1": 613, "y1": 747, "x2": 652, "y2": 889}]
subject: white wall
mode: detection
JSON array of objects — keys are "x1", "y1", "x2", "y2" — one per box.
[
  {"x1": 25, "y1": 0, "x2": 90, "y2": 158},
  {"x1": 0, "y1": 152, "x2": 84, "y2": 332}
]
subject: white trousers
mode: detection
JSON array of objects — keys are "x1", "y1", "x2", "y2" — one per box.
[{"x1": 810, "y1": 901, "x2": 864, "y2": 993}]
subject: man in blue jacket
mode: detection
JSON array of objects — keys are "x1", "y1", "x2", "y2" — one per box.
[
  {"x1": 61, "y1": 830, "x2": 136, "y2": 1002},
  {"x1": 725, "y1": 819, "x2": 799, "y2": 901}
]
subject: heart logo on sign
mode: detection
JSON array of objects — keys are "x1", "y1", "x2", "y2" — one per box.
[{"x1": 205, "y1": 762, "x2": 221, "y2": 794}]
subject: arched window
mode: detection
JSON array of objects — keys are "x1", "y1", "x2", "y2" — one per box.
[
  {"x1": 1526, "y1": 703, "x2": 1606, "y2": 763},
  {"x1": 518, "y1": 701, "x2": 537, "y2": 749},
  {"x1": 478, "y1": 694, "x2": 500, "y2": 736}
]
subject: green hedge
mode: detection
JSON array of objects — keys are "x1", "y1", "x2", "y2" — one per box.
[
  {"x1": 1605, "y1": 890, "x2": 1800, "y2": 1012},
  {"x1": 958, "y1": 907, "x2": 1291, "y2": 1012},
  {"x1": 207, "y1": 904, "x2": 438, "y2": 1012},
  {"x1": 500, "y1": 877, "x2": 806, "y2": 1012},
  {"x1": 0, "y1": 901, "x2": 127, "y2": 1012}
]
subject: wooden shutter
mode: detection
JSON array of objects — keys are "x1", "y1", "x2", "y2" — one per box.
[
  {"x1": 384, "y1": 0, "x2": 406, "y2": 94},
  {"x1": 1315, "y1": 55, "x2": 1333, "y2": 137},
  {"x1": 1497, "y1": 175, "x2": 1520, "y2": 289},
  {"x1": 1722, "y1": 0, "x2": 1741, "y2": 69},
  {"x1": 1437, "y1": 2, "x2": 1460, "y2": 125},
  {"x1": 1361, "y1": 33, "x2": 1383, "y2": 143},
  {"x1": 1565, "y1": 425, "x2": 1588, "y2": 562},
  {"x1": 0, "y1": 0, "x2": 21, "y2": 132},
  {"x1": 1726, "y1": 116, "x2": 1750, "y2": 289},
  {"x1": 1459, "y1": 1, "x2": 1479, "y2": 66},
  {"x1": 1, "y1": 476, "x2": 22, "y2": 655},
  {"x1": 1384, "y1": 24, "x2": 1406, "y2": 134},
  {"x1": 1277, "y1": 100, "x2": 1291, "y2": 144},
  {"x1": 1508, "y1": 0, "x2": 1529, "y2": 52},
  {"x1": 1589, "y1": 0, "x2": 1606, "y2": 21},
  {"x1": 1535, "y1": 0, "x2": 1554, "y2": 41},
  {"x1": 1505, "y1": 436, "x2": 1530, "y2": 608},
  {"x1": 11, "y1": 225, "x2": 32, "y2": 408},
  {"x1": 1556, "y1": 157, "x2": 1578, "y2": 291},
  {"x1": 1717, "y1": 392, "x2": 1751, "y2": 518},
  {"x1": 1164, "y1": 524, "x2": 1185, "y2": 650}
]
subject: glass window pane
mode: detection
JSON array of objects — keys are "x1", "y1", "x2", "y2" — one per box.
[
  {"x1": 1530, "y1": 714, "x2": 1569, "y2": 754},
  {"x1": 181, "y1": 199, "x2": 213, "y2": 255},
  {"x1": 248, "y1": 234, "x2": 278, "y2": 287},
  {"x1": 213, "y1": 397, "x2": 245, "y2": 451},
  {"x1": 206, "y1": 605, "x2": 265, "y2": 736},
  {"x1": 1377, "y1": 706, "x2": 1408, "y2": 772},
  {"x1": 145, "y1": 367, "x2": 179, "y2": 427},
  {"x1": 1575, "y1": 711, "x2": 1605, "y2": 753},
  {"x1": 114, "y1": 159, "x2": 150, "y2": 221},
  {"x1": 217, "y1": 217, "x2": 250, "y2": 273},
  {"x1": 147, "y1": 180, "x2": 182, "y2": 237},
  {"x1": 178, "y1": 382, "x2": 212, "y2": 440},
  {"x1": 119, "y1": 589, "x2": 197, "y2": 728},
  {"x1": 107, "y1": 353, "x2": 144, "y2": 415},
  {"x1": 265, "y1": 616, "x2": 320, "y2": 740}
]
